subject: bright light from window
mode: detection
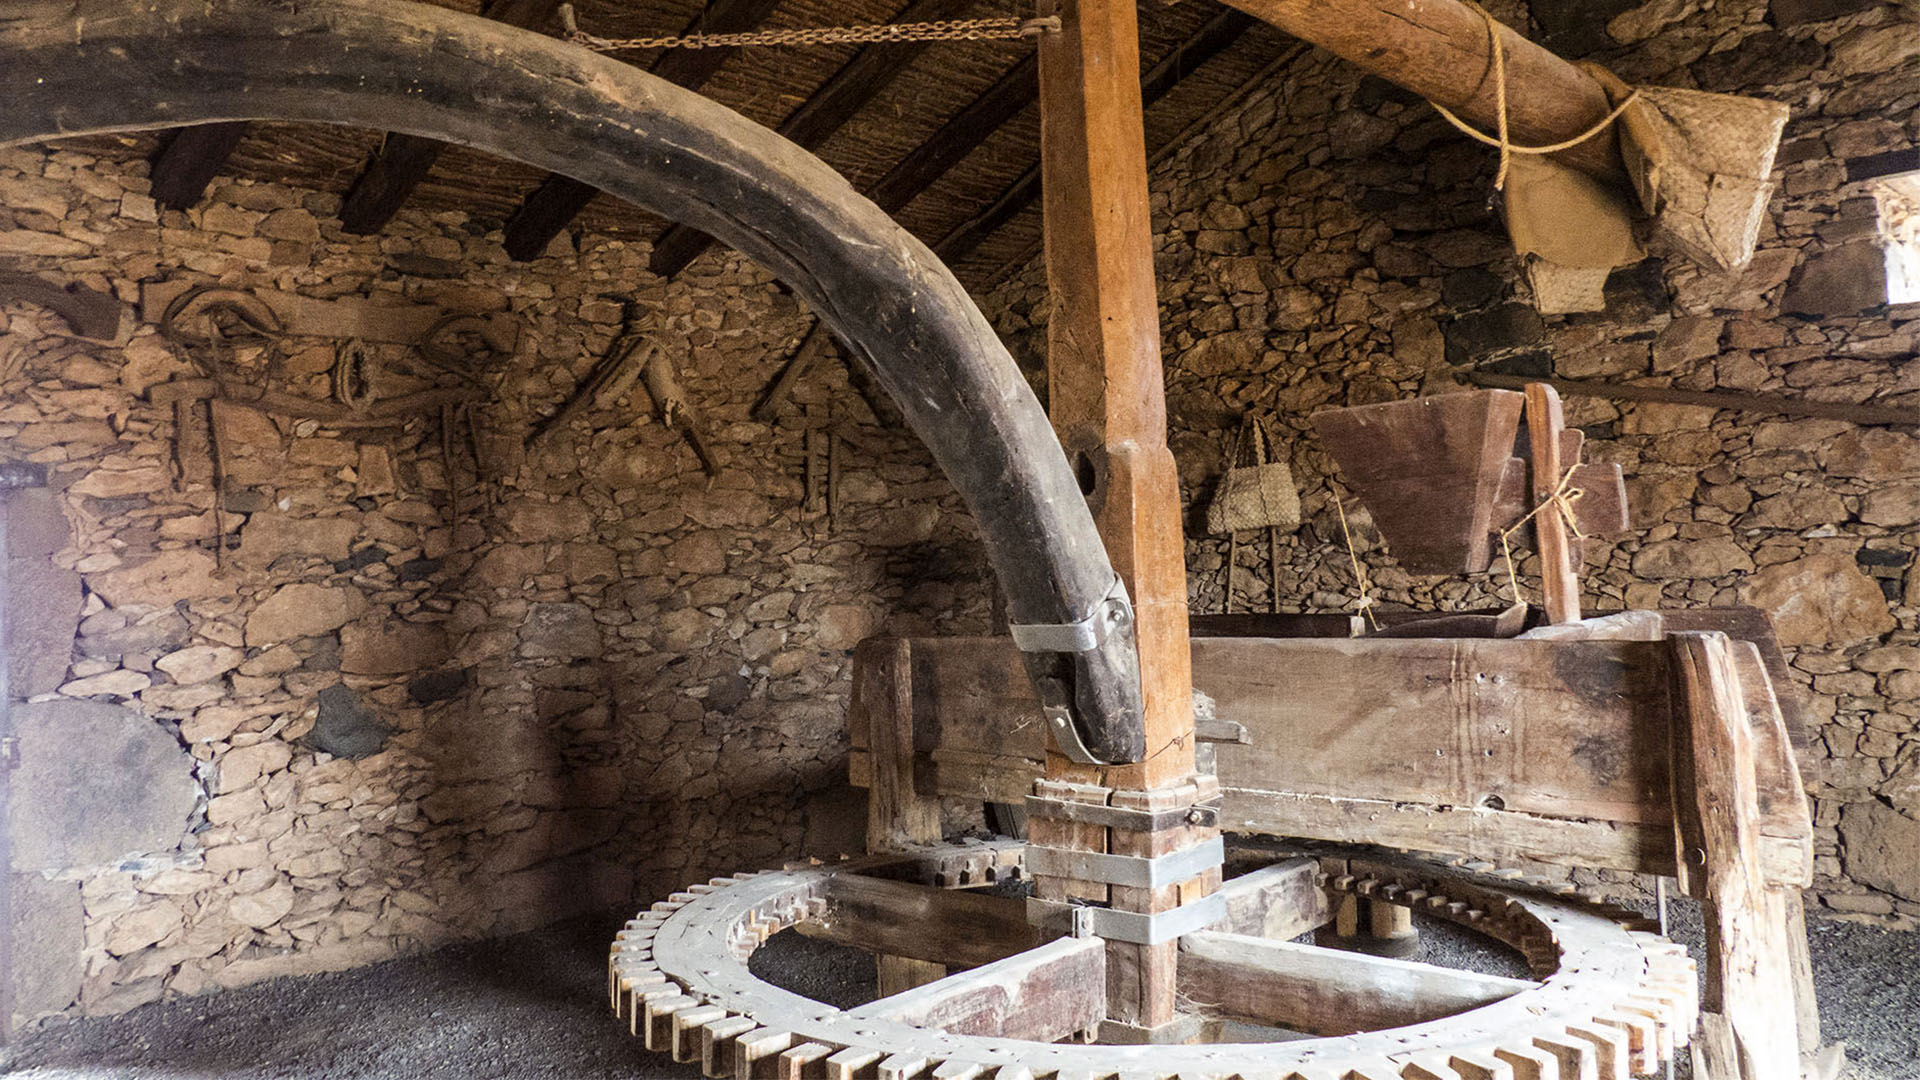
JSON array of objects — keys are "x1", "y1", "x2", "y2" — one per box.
[{"x1": 1877, "y1": 172, "x2": 1920, "y2": 306}]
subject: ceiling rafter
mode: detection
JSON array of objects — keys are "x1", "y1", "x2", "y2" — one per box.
[
  {"x1": 334, "y1": 0, "x2": 567, "y2": 235},
  {"x1": 148, "y1": 122, "x2": 252, "y2": 211},
  {"x1": 645, "y1": 0, "x2": 978, "y2": 279},
  {"x1": 502, "y1": 0, "x2": 789, "y2": 261},
  {"x1": 935, "y1": 6, "x2": 1256, "y2": 267}
]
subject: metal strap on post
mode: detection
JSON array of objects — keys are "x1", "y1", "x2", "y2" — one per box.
[
  {"x1": 1026, "y1": 837, "x2": 1224, "y2": 890},
  {"x1": 1026, "y1": 892, "x2": 1227, "y2": 946},
  {"x1": 1026, "y1": 794, "x2": 1220, "y2": 833},
  {"x1": 1007, "y1": 576, "x2": 1132, "y2": 654}
]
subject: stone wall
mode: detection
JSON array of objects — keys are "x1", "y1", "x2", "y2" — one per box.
[
  {"x1": 1, "y1": 140, "x2": 990, "y2": 1027},
  {"x1": 985, "y1": 0, "x2": 1920, "y2": 920}
]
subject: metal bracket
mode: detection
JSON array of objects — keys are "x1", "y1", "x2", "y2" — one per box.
[
  {"x1": 1008, "y1": 576, "x2": 1132, "y2": 654},
  {"x1": 1027, "y1": 837, "x2": 1224, "y2": 889},
  {"x1": 1026, "y1": 891, "x2": 1226, "y2": 946},
  {"x1": 1025, "y1": 795, "x2": 1220, "y2": 833}
]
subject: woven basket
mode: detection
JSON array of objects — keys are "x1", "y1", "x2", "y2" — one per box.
[{"x1": 1206, "y1": 417, "x2": 1300, "y2": 535}]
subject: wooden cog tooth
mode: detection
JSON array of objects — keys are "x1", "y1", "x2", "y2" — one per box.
[
  {"x1": 825, "y1": 1047, "x2": 883, "y2": 1080},
  {"x1": 1561, "y1": 1024, "x2": 1630, "y2": 1080},
  {"x1": 930, "y1": 1059, "x2": 988, "y2": 1080},
  {"x1": 778, "y1": 1042, "x2": 837, "y2": 1080},
  {"x1": 876, "y1": 1053, "x2": 931, "y2": 1080},
  {"x1": 645, "y1": 995, "x2": 699, "y2": 1052},
  {"x1": 675, "y1": 1006, "x2": 731, "y2": 1064},
  {"x1": 733, "y1": 1027, "x2": 798, "y2": 1079},
  {"x1": 1529, "y1": 1034, "x2": 1597, "y2": 1080},
  {"x1": 1589, "y1": 1010, "x2": 1656, "y2": 1075},
  {"x1": 1489, "y1": 1044, "x2": 1559, "y2": 1080},
  {"x1": 703, "y1": 1015, "x2": 761, "y2": 1079}
]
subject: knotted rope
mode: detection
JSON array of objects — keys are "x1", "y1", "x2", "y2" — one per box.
[
  {"x1": 1496, "y1": 465, "x2": 1587, "y2": 606},
  {"x1": 1427, "y1": 1, "x2": 1640, "y2": 190},
  {"x1": 1333, "y1": 495, "x2": 1381, "y2": 632}
]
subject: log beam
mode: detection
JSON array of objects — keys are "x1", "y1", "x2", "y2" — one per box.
[
  {"x1": 647, "y1": 0, "x2": 974, "y2": 278},
  {"x1": 501, "y1": 0, "x2": 786, "y2": 261},
  {"x1": 336, "y1": 0, "x2": 564, "y2": 235},
  {"x1": 148, "y1": 122, "x2": 250, "y2": 211},
  {"x1": 1216, "y1": 0, "x2": 1626, "y2": 185},
  {"x1": 798, "y1": 874, "x2": 1043, "y2": 969},
  {"x1": 847, "y1": 936, "x2": 1106, "y2": 1041}
]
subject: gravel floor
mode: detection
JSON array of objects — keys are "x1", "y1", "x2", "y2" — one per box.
[{"x1": 4, "y1": 898, "x2": 1913, "y2": 1079}]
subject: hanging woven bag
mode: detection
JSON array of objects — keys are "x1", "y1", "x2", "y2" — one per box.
[{"x1": 1206, "y1": 416, "x2": 1300, "y2": 535}]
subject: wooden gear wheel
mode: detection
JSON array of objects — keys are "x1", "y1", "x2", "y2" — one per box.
[{"x1": 608, "y1": 842, "x2": 1699, "y2": 1080}]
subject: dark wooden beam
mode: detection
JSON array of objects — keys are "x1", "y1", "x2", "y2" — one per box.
[
  {"x1": 867, "y1": 53, "x2": 1039, "y2": 215},
  {"x1": 148, "y1": 122, "x2": 250, "y2": 210},
  {"x1": 336, "y1": 0, "x2": 563, "y2": 235},
  {"x1": 934, "y1": 7, "x2": 1254, "y2": 263},
  {"x1": 647, "y1": 0, "x2": 976, "y2": 278},
  {"x1": 501, "y1": 0, "x2": 786, "y2": 261}
]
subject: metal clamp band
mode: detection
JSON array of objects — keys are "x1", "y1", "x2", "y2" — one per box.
[
  {"x1": 1026, "y1": 892, "x2": 1227, "y2": 946},
  {"x1": 1008, "y1": 576, "x2": 1132, "y2": 654},
  {"x1": 1026, "y1": 837, "x2": 1224, "y2": 889},
  {"x1": 1025, "y1": 795, "x2": 1221, "y2": 833}
]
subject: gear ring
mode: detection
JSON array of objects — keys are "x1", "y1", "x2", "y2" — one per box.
[{"x1": 610, "y1": 842, "x2": 1696, "y2": 1080}]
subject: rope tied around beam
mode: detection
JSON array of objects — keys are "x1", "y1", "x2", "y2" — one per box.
[
  {"x1": 1497, "y1": 464, "x2": 1587, "y2": 608},
  {"x1": 558, "y1": 3, "x2": 1059, "y2": 51},
  {"x1": 1427, "y1": 1, "x2": 1639, "y2": 190}
]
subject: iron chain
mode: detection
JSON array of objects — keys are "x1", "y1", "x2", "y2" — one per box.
[{"x1": 560, "y1": 5, "x2": 1059, "y2": 51}]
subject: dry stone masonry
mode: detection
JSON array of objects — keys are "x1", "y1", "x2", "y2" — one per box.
[
  {"x1": 985, "y1": 0, "x2": 1920, "y2": 922},
  {"x1": 1, "y1": 139, "x2": 991, "y2": 1028}
]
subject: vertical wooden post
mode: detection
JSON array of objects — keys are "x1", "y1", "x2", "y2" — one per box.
[
  {"x1": 853, "y1": 639, "x2": 948, "y2": 995},
  {"x1": 1524, "y1": 384, "x2": 1581, "y2": 624},
  {"x1": 1036, "y1": 0, "x2": 1210, "y2": 1033}
]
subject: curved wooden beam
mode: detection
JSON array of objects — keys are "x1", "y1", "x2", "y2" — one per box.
[
  {"x1": 0, "y1": 0, "x2": 1146, "y2": 764},
  {"x1": 1219, "y1": 0, "x2": 1626, "y2": 184}
]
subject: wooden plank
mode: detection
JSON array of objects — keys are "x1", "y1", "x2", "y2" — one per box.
[
  {"x1": 500, "y1": 0, "x2": 786, "y2": 261},
  {"x1": 934, "y1": 7, "x2": 1254, "y2": 264},
  {"x1": 1312, "y1": 390, "x2": 1526, "y2": 575},
  {"x1": 1668, "y1": 632, "x2": 1802, "y2": 1080},
  {"x1": 648, "y1": 0, "x2": 974, "y2": 278},
  {"x1": 1526, "y1": 384, "x2": 1583, "y2": 624},
  {"x1": 148, "y1": 122, "x2": 249, "y2": 210},
  {"x1": 1468, "y1": 371, "x2": 1920, "y2": 428},
  {"x1": 335, "y1": 0, "x2": 564, "y2": 234},
  {"x1": 853, "y1": 637, "x2": 947, "y2": 997},
  {"x1": 1216, "y1": 0, "x2": 1625, "y2": 185},
  {"x1": 1179, "y1": 931, "x2": 1535, "y2": 1035},
  {"x1": 847, "y1": 936, "x2": 1104, "y2": 1041},
  {"x1": 1209, "y1": 857, "x2": 1330, "y2": 940},
  {"x1": 797, "y1": 874, "x2": 1043, "y2": 969}
]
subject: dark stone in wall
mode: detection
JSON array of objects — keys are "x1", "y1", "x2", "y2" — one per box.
[
  {"x1": 1769, "y1": 0, "x2": 1880, "y2": 27},
  {"x1": 1690, "y1": 32, "x2": 1826, "y2": 92},
  {"x1": 1782, "y1": 242, "x2": 1890, "y2": 317},
  {"x1": 1482, "y1": 350, "x2": 1554, "y2": 378},
  {"x1": 1530, "y1": 0, "x2": 1642, "y2": 57},
  {"x1": 407, "y1": 668, "x2": 470, "y2": 705},
  {"x1": 1602, "y1": 259, "x2": 1672, "y2": 324},
  {"x1": 1442, "y1": 268, "x2": 1506, "y2": 310},
  {"x1": 307, "y1": 683, "x2": 388, "y2": 759},
  {"x1": 1444, "y1": 303, "x2": 1546, "y2": 364}
]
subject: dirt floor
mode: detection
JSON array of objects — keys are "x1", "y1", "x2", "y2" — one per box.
[{"x1": 4, "y1": 897, "x2": 1914, "y2": 1079}]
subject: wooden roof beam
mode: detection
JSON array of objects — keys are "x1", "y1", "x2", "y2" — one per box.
[
  {"x1": 502, "y1": 0, "x2": 787, "y2": 261},
  {"x1": 148, "y1": 121, "x2": 250, "y2": 211},
  {"x1": 1216, "y1": 0, "x2": 1627, "y2": 184},
  {"x1": 866, "y1": 52, "x2": 1038, "y2": 215},
  {"x1": 934, "y1": 6, "x2": 1253, "y2": 263},
  {"x1": 646, "y1": 0, "x2": 976, "y2": 279},
  {"x1": 336, "y1": 0, "x2": 564, "y2": 235}
]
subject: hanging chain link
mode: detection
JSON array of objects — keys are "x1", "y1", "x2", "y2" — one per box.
[{"x1": 558, "y1": 4, "x2": 1059, "y2": 51}]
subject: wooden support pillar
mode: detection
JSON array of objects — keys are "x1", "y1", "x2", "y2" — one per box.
[{"x1": 1036, "y1": 0, "x2": 1211, "y2": 1034}]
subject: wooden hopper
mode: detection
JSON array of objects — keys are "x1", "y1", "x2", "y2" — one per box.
[{"x1": 1311, "y1": 390, "x2": 1526, "y2": 574}]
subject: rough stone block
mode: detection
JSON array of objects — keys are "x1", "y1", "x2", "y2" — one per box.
[
  {"x1": 10, "y1": 873, "x2": 84, "y2": 1024},
  {"x1": 8, "y1": 558, "x2": 80, "y2": 697},
  {"x1": 9, "y1": 700, "x2": 196, "y2": 872},
  {"x1": 1782, "y1": 242, "x2": 1891, "y2": 317}
]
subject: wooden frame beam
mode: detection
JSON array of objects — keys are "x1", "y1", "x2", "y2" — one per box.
[
  {"x1": 866, "y1": 53, "x2": 1038, "y2": 215},
  {"x1": 335, "y1": 0, "x2": 564, "y2": 235},
  {"x1": 647, "y1": 0, "x2": 975, "y2": 278},
  {"x1": 1179, "y1": 930, "x2": 1537, "y2": 1035},
  {"x1": 846, "y1": 936, "x2": 1106, "y2": 1041},
  {"x1": 1216, "y1": 0, "x2": 1625, "y2": 184},
  {"x1": 797, "y1": 874, "x2": 1043, "y2": 969},
  {"x1": 501, "y1": 0, "x2": 786, "y2": 261},
  {"x1": 148, "y1": 121, "x2": 250, "y2": 211},
  {"x1": 935, "y1": 7, "x2": 1254, "y2": 263}
]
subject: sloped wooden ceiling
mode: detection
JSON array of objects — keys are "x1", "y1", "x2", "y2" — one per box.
[{"x1": 115, "y1": 0, "x2": 1293, "y2": 287}]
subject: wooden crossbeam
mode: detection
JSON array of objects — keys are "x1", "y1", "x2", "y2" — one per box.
[
  {"x1": 1217, "y1": 0, "x2": 1625, "y2": 184},
  {"x1": 148, "y1": 122, "x2": 250, "y2": 211},
  {"x1": 1179, "y1": 930, "x2": 1537, "y2": 1035},
  {"x1": 866, "y1": 54, "x2": 1038, "y2": 214},
  {"x1": 934, "y1": 7, "x2": 1253, "y2": 263},
  {"x1": 501, "y1": 0, "x2": 786, "y2": 260},
  {"x1": 647, "y1": 0, "x2": 974, "y2": 278},
  {"x1": 846, "y1": 936, "x2": 1105, "y2": 1040},
  {"x1": 335, "y1": 0, "x2": 564, "y2": 235},
  {"x1": 796, "y1": 874, "x2": 1042, "y2": 969},
  {"x1": 1209, "y1": 857, "x2": 1331, "y2": 940}
]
